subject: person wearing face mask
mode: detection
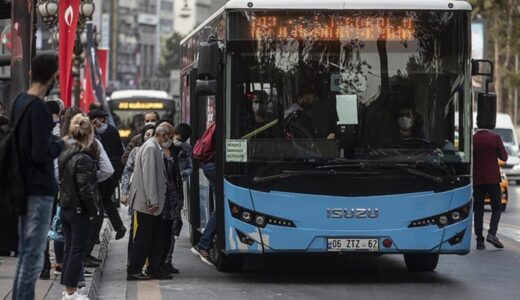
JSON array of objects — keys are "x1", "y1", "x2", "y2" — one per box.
[
  {"x1": 88, "y1": 109, "x2": 127, "y2": 241},
  {"x1": 161, "y1": 123, "x2": 193, "y2": 274},
  {"x1": 394, "y1": 99, "x2": 425, "y2": 142},
  {"x1": 9, "y1": 55, "x2": 65, "y2": 300},
  {"x1": 120, "y1": 124, "x2": 155, "y2": 266},
  {"x1": 122, "y1": 111, "x2": 161, "y2": 165},
  {"x1": 248, "y1": 91, "x2": 276, "y2": 138},
  {"x1": 284, "y1": 90, "x2": 318, "y2": 140},
  {"x1": 127, "y1": 122, "x2": 174, "y2": 281},
  {"x1": 58, "y1": 114, "x2": 100, "y2": 300}
]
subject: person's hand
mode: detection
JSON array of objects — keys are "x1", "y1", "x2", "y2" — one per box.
[
  {"x1": 89, "y1": 216, "x2": 95, "y2": 221},
  {"x1": 120, "y1": 194, "x2": 128, "y2": 206},
  {"x1": 327, "y1": 133, "x2": 336, "y2": 140},
  {"x1": 148, "y1": 204, "x2": 159, "y2": 214}
]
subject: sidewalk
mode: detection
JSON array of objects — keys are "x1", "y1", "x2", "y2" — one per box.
[{"x1": 0, "y1": 217, "x2": 113, "y2": 300}]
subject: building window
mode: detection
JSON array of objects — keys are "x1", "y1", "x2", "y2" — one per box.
[{"x1": 161, "y1": 1, "x2": 173, "y2": 12}]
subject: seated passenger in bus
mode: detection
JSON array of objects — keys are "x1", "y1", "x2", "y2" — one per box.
[{"x1": 248, "y1": 91, "x2": 276, "y2": 138}]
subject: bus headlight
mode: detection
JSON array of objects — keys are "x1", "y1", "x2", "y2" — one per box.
[
  {"x1": 229, "y1": 201, "x2": 296, "y2": 228},
  {"x1": 409, "y1": 201, "x2": 471, "y2": 228}
]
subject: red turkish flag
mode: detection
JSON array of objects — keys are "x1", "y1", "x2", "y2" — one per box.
[{"x1": 58, "y1": 0, "x2": 80, "y2": 107}]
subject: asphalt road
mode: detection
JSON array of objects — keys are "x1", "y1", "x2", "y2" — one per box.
[{"x1": 99, "y1": 186, "x2": 520, "y2": 300}]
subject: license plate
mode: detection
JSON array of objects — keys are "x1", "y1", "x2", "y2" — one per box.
[{"x1": 327, "y1": 238, "x2": 379, "y2": 252}]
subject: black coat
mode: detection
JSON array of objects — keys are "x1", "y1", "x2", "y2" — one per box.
[
  {"x1": 59, "y1": 147, "x2": 100, "y2": 218},
  {"x1": 99, "y1": 124, "x2": 124, "y2": 177}
]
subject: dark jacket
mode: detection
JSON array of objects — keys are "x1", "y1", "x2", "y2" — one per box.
[
  {"x1": 121, "y1": 133, "x2": 142, "y2": 165},
  {"x1": 11, "y1": 93, "x2": 64, "y2": 196},
  {"x1": 99, "y1": 124, "x2": 124, "y2": 177},
  {"x1": 473, "y1": 129, "x2": 508, "y2": 185},
  {"x1": 59, "y1": 146, "x2": 100, "y2": 218}
]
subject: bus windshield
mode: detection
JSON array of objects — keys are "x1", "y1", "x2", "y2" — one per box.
[
  {"x1": 227, "y1": 10, "x2": 471, "y2": 165},
  {"x1": 108, "y1": 93, "x2": 175, "y2": 143}
]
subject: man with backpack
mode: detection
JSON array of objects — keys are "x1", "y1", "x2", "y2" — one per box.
[{"x1": 4, "y1": 55, "x2": 64, "y2": 300}]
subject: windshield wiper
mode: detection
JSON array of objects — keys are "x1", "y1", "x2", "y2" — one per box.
[
  {"x1": 252, "y1": 169, "x2": 381, "y2": 183},
  {"x1": 318, "y1": 160, "x2": 445, "y2": 183}
]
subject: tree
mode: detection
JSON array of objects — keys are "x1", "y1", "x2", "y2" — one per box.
[
  {"x1": 158, "y1": 32, "x2": 183, "y2": 77},
  {"x1": 469, "y1": 0, "x2": 520, "y2": 118}
]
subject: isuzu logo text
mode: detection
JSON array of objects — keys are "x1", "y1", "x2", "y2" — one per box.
[{"x1": 327, "y1": 208, "x2": 379, "y2": 218}]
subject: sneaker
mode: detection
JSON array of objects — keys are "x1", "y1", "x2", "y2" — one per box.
[
  {"x1": 126, "y1": 272, "x2": 150, "y2": 281},
  {"x1": 486, "y1": 234, "x2": 504, "y2": 249},
  {"x1": 61, "y1": 291, "x2": 89, "y2": 300},
  {"x1": 85, "y1": 255, "x2": 102, "y2": 263},
  {"x1": 148, "y1": 272, "x2": 174, "y2": 280},
  {"x1": 77, "y1": 287, "x2": 87, "y2": 296},
  {"x1": 78, "y1": 280, "x2": 86, "y2": 288},
  {"x1": 83, "y1": 258, "x2": 100, "y2": 268},
  {"x1": 476, "y1": 239, "x2": 485, "y2": 250},
  {"x1": 190, "y1": 245, "x2": 213, "y2": 266},
  {"x1": 163, "y1": 263, "x2": 180, "y2": 274},
  {"x1": 84, "y1": 270, "x2": 94, "y2": 278},
  {"x1": 39, "y1": 269, "x2": 50, "y2": 280},
  {"x1": 115, "y1": 226, "x2": 127, "y2": 240},
  {"x1": 54, "y1": 266, "x2": 62, "y2": 276}
]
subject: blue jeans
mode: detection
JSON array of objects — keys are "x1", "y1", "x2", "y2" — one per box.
[
  {"x1": 198, "y1": 163, "x2": 217, "y2": 250},
  {"x1": 12, "y1": 195, "x2": 54, "y2": 300},
  {"x1": 198, "y1": 212, "x2": 216, "y2": 250}
]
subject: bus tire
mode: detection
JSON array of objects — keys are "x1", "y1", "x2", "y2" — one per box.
[
  {"x1": 404, "y1": 253, "x2": 439, "y2": 272},
  {"x1": 214, "y1": 250, "x2": 244, "y2": 272}
]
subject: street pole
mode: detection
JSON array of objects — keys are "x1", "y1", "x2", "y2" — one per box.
[
  {"x1": 515, "y1": 54, "x2": 518, "y2": 126},
  {"x1": 110, "y1": 0, "x2": 118, "y2": 82}
]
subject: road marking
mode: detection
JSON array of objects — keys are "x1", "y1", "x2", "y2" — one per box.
[{"x1": 137, "y1": 280, "x2": 162, "y2": 300}]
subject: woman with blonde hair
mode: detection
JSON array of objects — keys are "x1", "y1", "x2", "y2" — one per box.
[{"x1": 58, "y1": 114, "x2": 100, "y2": 300}]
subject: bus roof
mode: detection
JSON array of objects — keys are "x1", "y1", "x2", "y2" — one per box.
[
  {"x1": 181, "y1": 0, "x2": 471, "y2": 44},
  {"x1": 109, "y1": 90, "x2": 170, "y2": 101}
]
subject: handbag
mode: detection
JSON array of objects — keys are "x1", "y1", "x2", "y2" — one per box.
[{"x1": 47, "y1": 206, "x2": 64, "y2": 242}]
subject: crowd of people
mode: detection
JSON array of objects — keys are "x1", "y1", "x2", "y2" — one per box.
[
  {"x1": 2, "y1": 55, "x2": 195, "y2": 300},
  {"x1": 1, "y1": 53, "x2": 510, "y2": 300}
]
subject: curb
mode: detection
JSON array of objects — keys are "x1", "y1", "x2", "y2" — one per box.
[{"x1": 88, "y1": 221, "x2": 114, "y2": 300}]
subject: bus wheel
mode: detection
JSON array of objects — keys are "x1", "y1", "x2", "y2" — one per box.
[
  {"x1": 214, "y1": 250, "x2": 244, "y2": 272},
  {"x1": 404, "y1": 253, "x2": 439, "y2": 272}
]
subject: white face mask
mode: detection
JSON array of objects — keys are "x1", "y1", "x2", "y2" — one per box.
[
  {"x1": 162, "y1": 139, "x2": 173, "y2": 148},
  {"x1": 173, "y1": 138, "x2": 183, "y2": 147},
  {"x1": 96, "y1": 122, "x2": 108, "y2": 134},
  {"x1": 252, "y1": 103, "x2": 260, "y2": 113},
  {"x1": 145, "y1": 121, "x2": 156, "y2": 126},
  {"x1": 398, "y1": 116, "x2": 413, "y2": 130}
]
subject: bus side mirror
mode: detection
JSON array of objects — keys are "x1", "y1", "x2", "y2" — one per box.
[
  {"x1": 472, "y1": 59, "x2": 497, "y2": 129},
  {"x1": 196, "y1": 40, "x2": 220, "y2": 95},
  {"x1": 477, "y1": 92, "x2": 497, "y2": 129}
]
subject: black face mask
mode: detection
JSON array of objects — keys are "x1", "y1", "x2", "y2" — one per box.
[{"x1": 300, "y1": 101, "x2": 313, "y2": 112}]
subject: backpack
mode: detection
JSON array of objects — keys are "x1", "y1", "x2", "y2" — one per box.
[
  {"x1": 193, "y1": 122, "x2": 216, "y2": 163},
  {"x1": 0, "y1": 97, "x2": 37, "y2": 215}
]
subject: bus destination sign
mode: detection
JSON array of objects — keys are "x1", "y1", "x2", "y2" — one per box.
[
  {"x1": 250, "y1": 16, "x2": 414, "y2": 41},
  {"x1": 117, "y1": 101, "x2": 165, "y2": 110}
]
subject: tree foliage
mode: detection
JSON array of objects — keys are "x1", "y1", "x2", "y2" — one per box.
[
  {"x1": 469, "y1": 0, "x2": 520, "y2": 119},
  {"x1": 158, "y1": 32, "x2": 183, "y2": 77}
]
